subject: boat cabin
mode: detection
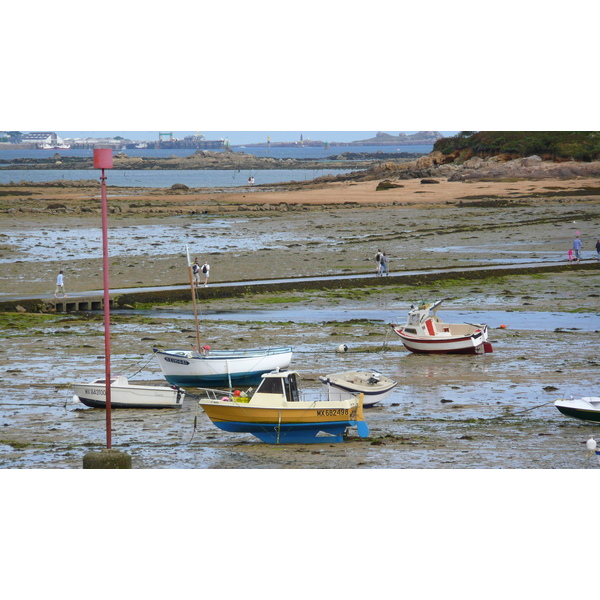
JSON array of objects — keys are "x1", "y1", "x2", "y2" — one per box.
[{"x1": 251, "y1": 370, "x2": 301, "y2": 405}]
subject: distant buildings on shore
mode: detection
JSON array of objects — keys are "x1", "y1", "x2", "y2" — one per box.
[
  {"x1": 0, "y1": 131, "x2": 445, "y2": 150},
  {"x1": 0, "y1": 132, "x2": 227, "y2": 150}
]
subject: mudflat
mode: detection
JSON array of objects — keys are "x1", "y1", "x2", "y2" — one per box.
[
  {"x1": 1, "y1": 176, "x2": 599, "y2": 468},
  {"x1": 1, "y1": 176, "x2": 600, "y2": 296}
]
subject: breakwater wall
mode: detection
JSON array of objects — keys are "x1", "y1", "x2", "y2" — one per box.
[{"x1": 1, "y1": 262, "x2": 598, "y2": 314}]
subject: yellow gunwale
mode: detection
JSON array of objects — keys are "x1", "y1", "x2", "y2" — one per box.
[{"x1": 200, "y1": 401, "x2": 359, "y2": 424}]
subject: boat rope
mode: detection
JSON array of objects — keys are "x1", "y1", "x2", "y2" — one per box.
[
  {"x1": 381, "y1": 326, "x2": 391, "y2": 349},
  {"x1": 125, "y1": 353, "x2": 158, "y2": 380},
  {"x1": 509, "y1": 400, "x2": 557, "y2": 415},
  {"x1": 474, "y1": 399, "x2": 557, "y2": 420},
  {"x1": 63, "y1": 383, "x2": 74, "y2": 409},
  {"x1": 188, "y1": 402, "x2": 199, "y2": 443},
  {"x1": 277, "y1": 410, "x2": 282, "y2": 444}
]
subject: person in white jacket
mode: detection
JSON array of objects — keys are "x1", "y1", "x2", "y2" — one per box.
[
  {"x1": 54, "y1": 270, "x2": 67, "y2": 298},
  {"x1": 202, "y1": 262, "x2": 210, "y2": 287}
]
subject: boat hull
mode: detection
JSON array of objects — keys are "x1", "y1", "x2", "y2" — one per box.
[
  {"x1": 153, "y1": 347, "x2": 293, "y2": 387},
  {"x1": 392, "y1": 327, "x2": 486, "y2": 354},
  {"x1": 199, "y1": 400, "x2": 364, "y2": 444},
  {"x1": 72, "y1": 381, "x2": 184, "y2": 409},
  {"x1": 555, "y1": 398, "x2": 600, "y2": 423},
  {"x1": 319, "y1": 371, "x2": 397, "y2": 407}
]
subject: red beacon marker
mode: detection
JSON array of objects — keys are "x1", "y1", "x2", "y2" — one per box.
[{"x1": 93, "y1": 149, "x2": 114, "y2": 449}]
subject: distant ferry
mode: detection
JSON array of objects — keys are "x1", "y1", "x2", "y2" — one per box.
[{"x1": 40, "y1": 143, "x2": 71, "y2": 150}]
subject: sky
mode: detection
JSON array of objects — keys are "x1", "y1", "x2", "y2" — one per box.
[{"x1": 53, "y1": 131, "x2": 460, "y2": 144}]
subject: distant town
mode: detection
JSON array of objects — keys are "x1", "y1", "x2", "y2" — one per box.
[{"x1": 0, "y1": 131, "x2": 443, "y2": 151}]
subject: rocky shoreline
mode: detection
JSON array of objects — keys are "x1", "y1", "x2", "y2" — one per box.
[{"x1": 0, "y1": 149, "x2": 420, "y2": 172}]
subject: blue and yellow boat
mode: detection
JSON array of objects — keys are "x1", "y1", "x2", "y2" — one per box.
[{"x1": 198, "y1": 369, "x2": 369, "y2": 444}]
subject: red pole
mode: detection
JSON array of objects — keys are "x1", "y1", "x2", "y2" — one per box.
[{"x1": 100, "y1": 167, "x2": 112, "y2": 449}]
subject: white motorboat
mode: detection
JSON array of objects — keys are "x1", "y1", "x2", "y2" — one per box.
[
  {"x1": 72, "y1": 375, "x2": 185, "y2": 408},
  {"x1": 153, "y1": 346, "x2": 294, "y2": 387},
  {"x1": 390, "y1": 300, "x2": 492, "y2": 354},
  {"x1": 555, "y1": 396, "x2": 600, "y2": 423},
  {"x1": 319, "y1": 370, "x2": 398, "y2": 407}
]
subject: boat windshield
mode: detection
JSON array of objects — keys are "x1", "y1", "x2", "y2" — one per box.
[
  {"x1": 284, "y1": 373, "x2": 300, "y2": 402},
  {"x1": 257, "y1": 377, "x2": 284, "y2": 395}
]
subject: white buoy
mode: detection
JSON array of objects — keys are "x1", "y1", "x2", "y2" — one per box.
[
  {"x1": 586, "y1": 437, "x2": 597, "y2": 451},
  {"x1": 337, "y1": 344, "x2": 348, "y2": 353}
]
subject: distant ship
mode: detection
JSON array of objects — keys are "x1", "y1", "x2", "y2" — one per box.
[{"x1": 41, "y1": 143, "x2": 71, "y2": 150}]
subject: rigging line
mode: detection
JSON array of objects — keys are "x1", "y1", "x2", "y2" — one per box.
[
  {"x1": 188, "y1": 402, "x2": 199, "y2": 443},
  {"x1": 0, "y1": 401, "x2": 78, "y2": 408},
  {"x1": 126, "y1": 353, "x2": 157, "y2": 379}
]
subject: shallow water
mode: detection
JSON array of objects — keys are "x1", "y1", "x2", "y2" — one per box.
[
  {"x1": 0, "y1": 168, "x2": 355, "y2": 188},
  {"x1": 116, "y1": 307, "x2": 599, "y2": 331},
  {"x1": 0, "y1": 218, "x2": 338, "y2": 263}
]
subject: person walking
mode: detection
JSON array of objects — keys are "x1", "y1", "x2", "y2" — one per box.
[
  {"x1": 54, "y1": 270, "x2": 67, "y2": 298},
  {"x1": 573, "y1": 235, "x2": 582, "y2": 262},
  {"x1": 374, "y1": 249, "x2": 383, "y2": 276},
  {"x1": 596, "y1": 239, "x2": 600, "y2": 261},
  {"x1": 202, "y1": 262, "x2": 210, "y2": 287},
  {"x1": 192, "y1": 257, "x2": 201, "y2": 287},
  {"x1": 380, "y1": 253, "x2": 389, "y2": 276}
]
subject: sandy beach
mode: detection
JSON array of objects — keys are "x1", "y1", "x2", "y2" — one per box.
[{"x1": 2, "y1": 175, "x2": 599, "y2": 296}]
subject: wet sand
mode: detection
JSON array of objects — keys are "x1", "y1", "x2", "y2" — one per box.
[
  {"x1": 1, "y1": 176, "x2": 600, "y2": 297},
  {"x1": 1, "y1": 177, "x2": 599, "y2": 468}
]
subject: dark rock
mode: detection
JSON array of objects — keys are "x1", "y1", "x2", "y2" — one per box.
[{"x1": 376, "y1": 180, "x2": 404, "y2": 191}]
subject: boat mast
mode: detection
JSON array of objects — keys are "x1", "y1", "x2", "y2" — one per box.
[{"x1": 186, "y1": 245, "x2": 202, "y2": 352}]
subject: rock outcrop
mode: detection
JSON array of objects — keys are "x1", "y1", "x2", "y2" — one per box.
[{"x1": 359, "y1": 151, "x2": 600, "y2": 182}]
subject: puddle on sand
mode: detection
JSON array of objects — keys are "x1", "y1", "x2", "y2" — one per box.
[
  {"x1": 0, "y1": 221, "x2": 337, "y2": 263},
  {"x1": 115, "y1": 307, "x2": 599, "y2": 331}
]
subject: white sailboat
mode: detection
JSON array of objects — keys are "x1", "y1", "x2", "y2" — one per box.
[{"x1": 154, "y1": 247, "x2": 293, "y2": 387}]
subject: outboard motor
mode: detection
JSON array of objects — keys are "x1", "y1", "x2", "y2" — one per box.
[{"x1": 368, "y1": 372, "x2": 381, "y2": 385}]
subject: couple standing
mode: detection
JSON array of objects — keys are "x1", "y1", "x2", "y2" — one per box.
[
  {"x1": 375, "y1": 249, "x2": 389, "y2": 276},
  {"x1": 192, "y1": 258, "x2": 210, "y2": 287}
]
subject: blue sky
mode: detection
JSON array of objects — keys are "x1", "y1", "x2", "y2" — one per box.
[{"x1": 55, "y1": 131, "x2": 459, "y2": 144}]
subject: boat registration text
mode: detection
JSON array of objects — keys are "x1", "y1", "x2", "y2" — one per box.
[{"x1": 316, "y1": 408, "x2": 349, "y2": 417}]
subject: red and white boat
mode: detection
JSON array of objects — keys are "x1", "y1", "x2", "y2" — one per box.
[{"x1": 390, "y1": 300, "x2": 492, "y2": 355}]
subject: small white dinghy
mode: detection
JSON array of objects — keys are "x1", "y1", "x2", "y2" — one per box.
[
  {"x1": 319, "y1": 370, "x2": 398, "y2": 408},
  {"x1": 72, "y1": 375, "x2": 185, "y2": 409},
  {"x1": 554, "y1": 396, "x2": 600, "y2": 423}
]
